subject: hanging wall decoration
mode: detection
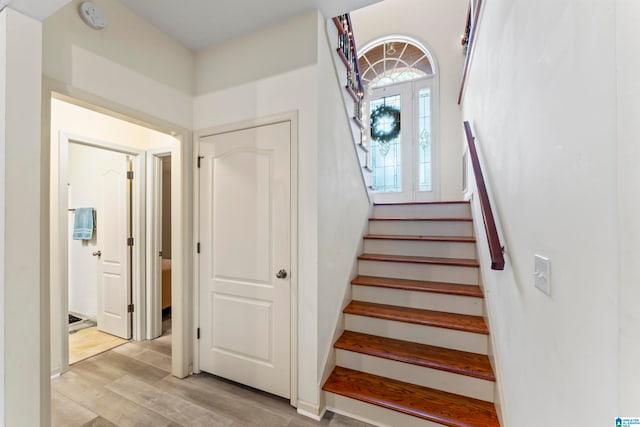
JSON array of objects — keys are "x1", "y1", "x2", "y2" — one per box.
[{"x1": 370, "y1": 104, "x2": 401, "y2": 156}]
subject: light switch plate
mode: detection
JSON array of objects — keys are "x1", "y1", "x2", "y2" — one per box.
[{"x1": 534, "y1": 254, "x2": 551, "y2": 296}]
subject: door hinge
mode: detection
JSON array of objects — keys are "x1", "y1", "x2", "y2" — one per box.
[
  {"x1": 127, "y1": 237, "x2": 134, "y2": 246},
  {"x1": 197, "y1": 156, "x2": 204, "y2": 168},
  {"x1": 127, "y1": 171, "x2": 134, "y2": 180},
  {"x1": 197, "y1": 242, "x2": 200, "y2": 254},
  {"x1": 197, "y1": 327, "x2": 200, "y2": 339},
  {"x1": 158, "y1": 251, "x2": 163, "y2": 257},
  {"x1": 128, "y1": 304, "x2": 134, "y2": 313}
]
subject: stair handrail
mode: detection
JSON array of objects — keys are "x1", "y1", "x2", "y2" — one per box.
[
  {"x1": 458, "y1": 0, "x2": 484, "y2": 104},
  {"x1": 333, "y1": 14, "x2": 365, "y2": 123},
  {"x1": 463, "y1": 121, "x2": 505, "y2": 270}
]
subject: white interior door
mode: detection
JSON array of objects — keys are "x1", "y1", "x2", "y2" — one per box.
[
  {"x1": 96, "y1": 152, "x2": 132, "y2": 339},
  {"x1": 199, "y1": 121, "x2": 291, "y2": 399}
]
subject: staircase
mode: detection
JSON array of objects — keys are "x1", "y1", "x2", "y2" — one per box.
[{"x1": 323, "y1": 201, "x2": 500, "y2": 427}]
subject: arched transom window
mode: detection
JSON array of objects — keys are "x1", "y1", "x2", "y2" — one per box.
[{"x1": 359, "y1": 40, "x2": 434, "y2": 88}]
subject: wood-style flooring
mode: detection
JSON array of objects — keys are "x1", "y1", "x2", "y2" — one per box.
[
  {"x1": 53, "y1": 319, "x2": 373, "y2": 427},
  {"x1": 69, "y1": 326, "x2": 129, "y2": 365}
]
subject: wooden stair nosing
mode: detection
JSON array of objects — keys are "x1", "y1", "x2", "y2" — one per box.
[
  {"x1": 335, "y1": 331, "x2": 495, "y2": 381},
  {"x1": 344, "y1": 301, "x2": 489, "y2": 335},
  {"x1": 359, "y1": 253, "x2": 480, "y2": 268},
  {"x1": 369, "y1": 217, "x2": 472, "y2": 222},
  {"x1": 351, "y1": 275, "x2": 484, "y2": 298},
  {"x1": 374, "y1": 201, "x2": 471, "y2": 206},
  {"x1": 364, "y1": 234, "x2": 476, "y2": 243},
  {"x1": 323, "y1": 367, "x2": 499, "y2": 427}
]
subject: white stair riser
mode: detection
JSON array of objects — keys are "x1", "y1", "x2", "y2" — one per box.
[
  {"x1": 373, "y1": 203, "x2": 471, "y2": 219},
  {"x1": 358, "y1": 260, "x2": 478, "y2": 285},
  {"x1": 369, "y1": 220, "x2": 473, "y2": 237},
  {"x1": 326, "y1": 393, "x2": 444, "y2": 427},
  {"x1": 352, "y1": 285, "x2": 483, "y2": 316},
  {"x1": 345, "y1": 315, "x2": 489, "y2": 354},
  {"x1": 364, "y1": 239, "x2": 476, "y2": 259},
  {"x1": 336, "y1": 350, "x2": 495, "y2": 402}
]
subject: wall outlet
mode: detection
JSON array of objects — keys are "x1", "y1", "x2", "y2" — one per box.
[{"x1": 534, "y1": 254, "x2": 551, "y2": 296}]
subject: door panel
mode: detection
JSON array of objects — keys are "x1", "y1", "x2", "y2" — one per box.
[
  {"x1": 97, "y1": 154, "x2": 131, "y2": 339},
  {"x1": 199, "y1": 121, "x2": 291, "y2": 399}
]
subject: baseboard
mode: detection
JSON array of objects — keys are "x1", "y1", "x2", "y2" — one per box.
[{"x1": 296, "y1": 400, "x2": 326, "y2": 421}]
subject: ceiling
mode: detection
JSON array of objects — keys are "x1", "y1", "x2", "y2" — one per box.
[
  {"x1": 4, "y1": 0, "x2": 70, "y2": 20},
  {"x1": 4, "y1": 0, "x2": 381, "y2": 52},
  {"x1": 117, "y1": 0, "x2": 382, "y2": 52}
]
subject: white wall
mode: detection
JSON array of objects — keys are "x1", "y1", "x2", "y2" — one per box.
[
  {"x1": 195, "y1": 11, "x2": 319, "y2": 95},
  {"x1": 0, "y1": 8, "x2": 45, "y2": 427},
  {"x1": 461, "y1": 0, "x2": 622, "y2": 424},
  {"x1": 43, "y1": 0, "x2": 195, "y2": 378},
  {"x1": 43, "y1": 0, "x2": 194, "y2": 129},
  {"x1": 316, "y1": 15, "x2": 371, "y2": 384},
  {"x1": 50, "y1": 98, "x2": 177, "y2": 375},
  {"x1": 195, "y1": 66, "x2": 322, "y2": 414},
  {"x1": 615, "y1": 0, "x2": 640, "y2": 413},
  {"x1": 195, "y1": 10, "x2": 374, "y2": 415},
  {"x1": 0, "y1": 12, "x2": 6, "y2": 424},
  {"x1": 351, "y1": 0, "x2": 469, "y2": 200}
]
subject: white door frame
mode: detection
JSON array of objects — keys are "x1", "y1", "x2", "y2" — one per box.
[
  {"x1": 57, "y1": 131, "x2": 146, "y2": 373},
  {"x1": 193, "y1": 111, "x2": 298, "y2": 407},
  {"x1": 146, "y1": 147, "x2": 173, "y2": 339},
  {"x1": 45, "y1": 82, "x2": 192, "y2": 384}
]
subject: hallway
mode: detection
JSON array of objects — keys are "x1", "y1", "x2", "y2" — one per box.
[{"x1": 52, "y1": 320, "x2": 372, "y2": 427}]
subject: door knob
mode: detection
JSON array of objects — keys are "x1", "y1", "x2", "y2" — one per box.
[
  {"x1": 276, "y1": 269, "x2": 288, "y2": 279},
  {"x1": 92, "y1": 250, "x2": 102, "y2": 257}
]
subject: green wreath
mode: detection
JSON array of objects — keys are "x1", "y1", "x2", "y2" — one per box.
[{"x1": 370, "y1": 104, "x2": 401, "y2": 143}]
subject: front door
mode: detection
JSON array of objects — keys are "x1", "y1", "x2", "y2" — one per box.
[
  {"x1": 96, "y1": 150, "x2": 132, "y2": 339},
  {"x1": 199, "y1": 121, "x2": 291, "y2": 399},
  {"x1": 369, "y1": 78, "x2": 437, "y2": 203}
]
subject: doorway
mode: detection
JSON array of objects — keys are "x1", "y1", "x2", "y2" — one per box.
[
  {"x1": 49, "y1": 96, "x2": 180, "y2": 376},
  {"x1": 196, "y1": 114, "x2": 298, "y2": 402},
  {"x1": 67, "y1": 142, "x2": 134, "y2": 363},
  {"x1": 358, "y1": 37, "x2": 440, "y2": 203},
  {"x1": 147, "y1": 151, "x2": 173, "y2": 339},
  {"x1": 62, "y1": 137, "x2": 142, "y2": 365}
]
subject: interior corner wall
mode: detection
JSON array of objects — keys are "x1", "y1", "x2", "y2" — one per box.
[
  {"x1": 316, "y1": 13, "x2": 371, "y2": 383},
  {"x1": 0, "y1": 8, "x2": 45, "y2": 427},
  {"x1": 350, "y1": 0, "x2": 469, "y2": 200},
  {"x1": 461, "y1": 0, "x2": 619, "y2": 425},
  {"x1": 193, "y1": 12, "x2": 321, "y2": 410},
  {"x1": 195, "y1": 10, "x2": 319, "y2": 95},
  {"x1": 615, "y1": 0, "x2": 640, "y2": 413},
  {"x1": 43, "y1": 0, "x2": 194, "y2": 129}
]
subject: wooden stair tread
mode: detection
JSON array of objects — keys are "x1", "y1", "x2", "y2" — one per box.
[
  {"x1": 335, "y1": 331, "x2": 495, "y2": 381},
  {"x1": 365, "y1": 234, "x2": 476, "y2": 243},
  {"x1": 323, "y1": 367, "x2": 499, "y2": 427},
  {"x1": 374, "y1": 201, "x2": 470, "y2": 206},
  {"x1": 369, "y1": 217, "x2": 472, "y2": 222},
  {"x1": 359, "y1": 253, "x2": 480, "y2": 268},
  {"x1": 344, "y1": 301, "x2": 489, "y2": 334},
  {"x1": 352, "y1": 276, "x2": 483, "y2": 298}
]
